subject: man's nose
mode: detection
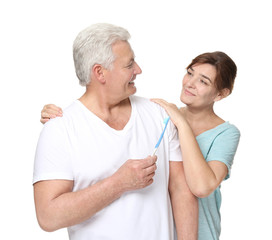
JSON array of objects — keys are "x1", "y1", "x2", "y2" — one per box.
[{"x1": 134, "y1": 62, "x2": 142, "y2": 74}]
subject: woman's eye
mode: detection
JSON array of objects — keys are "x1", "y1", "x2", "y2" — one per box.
[{"x1": 200, "y1": 79, "x2": 208, "y2": 85}]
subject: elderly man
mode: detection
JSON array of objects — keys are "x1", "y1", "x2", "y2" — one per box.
[{"x1": 33, "y1": 23, "x2": 198, "y2": 240}]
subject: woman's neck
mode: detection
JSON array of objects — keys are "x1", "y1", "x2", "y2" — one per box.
[{"x1": 182, "y1": 106, "x2": 224, "y2": 136}]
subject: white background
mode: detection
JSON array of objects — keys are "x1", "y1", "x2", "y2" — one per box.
[{"x1": 0, "y1": 0, "x2": 271, "y2": 239}]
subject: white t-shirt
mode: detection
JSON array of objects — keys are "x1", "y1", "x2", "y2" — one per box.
[{"x1": 33, "y1": 95, "x2": 182, "y2": 240}]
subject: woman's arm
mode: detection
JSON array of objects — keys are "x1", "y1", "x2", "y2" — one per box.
[
  {"x1": 152, "y1": 99, "x2": 228, "y2": 198},
  {"x1": 174, "y1": 118, "x2": 228, "y2": 198},
  {"x1": 40, "y1": 104, "x2": 63, "y2": 124}
]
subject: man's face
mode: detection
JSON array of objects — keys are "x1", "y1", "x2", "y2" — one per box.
[{"x1": 104, "y1": 41, "x2": 142, "y2": 101}]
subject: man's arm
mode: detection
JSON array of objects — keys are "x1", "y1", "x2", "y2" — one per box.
[
  {"x1": 169, "y1": 161, "x2": 198, "y2": 240},
  {"x1": 34, "y1": 156, "x2": 157, "y2": 232}
]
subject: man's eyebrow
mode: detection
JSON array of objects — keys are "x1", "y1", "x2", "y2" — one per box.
[
  {"x1": 127, "y1": 58, "x2": 135, "y2": 65},
  {"x1": 123, "y1": 58, "x2": 135, "y2": 68}
]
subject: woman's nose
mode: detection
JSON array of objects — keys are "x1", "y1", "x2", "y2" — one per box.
[{"x1": 186, "y1": 77, "x2": 197, "y2": 88}]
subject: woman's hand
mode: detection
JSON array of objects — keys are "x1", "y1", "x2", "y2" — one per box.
[
  {"x1": 151, "y1": 98, "x2": 186, "y2": 127},
  {"x1": 40, "y1": 104, "x2": 63, "y2": 124}
]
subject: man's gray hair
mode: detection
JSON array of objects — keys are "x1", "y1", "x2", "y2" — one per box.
[{"x1": 73, "y1": 23, "x2": 131, "y2": 86}]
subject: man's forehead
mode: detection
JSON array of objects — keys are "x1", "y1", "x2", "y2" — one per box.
[{"x1": 112, "y1": 41, "x2": 135, "y2": 60}]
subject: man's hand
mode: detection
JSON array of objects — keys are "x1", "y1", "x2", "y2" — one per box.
[
  {"x1": 34, "y1": 155, "x2": 157, "y2": 231},
  {"x1": 113, "y1": 155, "x2": 157, "y2": 192},
  {"x1": 40, "y1": 104, "x2": 63, "y2": 124}
]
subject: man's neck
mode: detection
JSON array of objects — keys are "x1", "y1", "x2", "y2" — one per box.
[{"x1": 79, "y1": 88, "x2": 132, "y2": 130}]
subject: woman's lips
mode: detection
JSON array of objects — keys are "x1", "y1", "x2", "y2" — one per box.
[{"x1": 184, "y1": 89, "x2": 195, "y2": 96}]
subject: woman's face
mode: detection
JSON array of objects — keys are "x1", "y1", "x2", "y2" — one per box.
[{"x1": 180, "y1": 63, "x2": 221, "y2": 108}]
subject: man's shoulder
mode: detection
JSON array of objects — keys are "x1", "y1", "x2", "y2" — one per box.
[
  {"x1": 131, "y1": 95, "x2": 162, "y2": 111},
  {"x1": 130, "y1": 95, "x2": 150, "y2": 104},
  {"x1": 39, "y1": 101, "x2": 86, "y2": 144},
  {"x1": 131, "y1": 95, "x2": 167, "y2": 117},
  {"x1": 62, "y1": 100, "x2": 81, "y2": 115},
  {"x1": 44, "y1": 101, "x2": 80, "y2": 128}
]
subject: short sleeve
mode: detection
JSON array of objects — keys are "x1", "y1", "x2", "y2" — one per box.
[
  {"x1": 168, "y1": 120, "x2": 182, "y2": 162},
  {"x1": 206, "y1": 125, "x2": 240, "y2": 179},
  {"x1": 33, "y1": 118, "x2": 74, "y2": 184}
]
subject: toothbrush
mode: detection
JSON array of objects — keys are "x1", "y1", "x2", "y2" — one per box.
[{"x1": 152, "y1": 116, "x2": 170, "y2": 156}]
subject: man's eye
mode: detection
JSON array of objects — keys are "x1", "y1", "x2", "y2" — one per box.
[{"x1": 126, "y1": 62, "x2": 134, "y2": 69}]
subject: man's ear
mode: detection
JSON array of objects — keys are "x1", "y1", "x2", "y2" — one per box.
[
  {"x1": 92, "y1": 64, "x2": 106, "y2": 84},
  {"x1": 214, "y1": 88, "x2": 230, "y2": 102}
]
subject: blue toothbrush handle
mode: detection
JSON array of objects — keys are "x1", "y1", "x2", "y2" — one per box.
[{"x1": 152, "y1": 117, "x2": 170, "y2": 155}]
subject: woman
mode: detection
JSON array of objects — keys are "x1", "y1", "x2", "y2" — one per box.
[
  {"x1": 152, "y1": 51, "x2": 240, "y2": 239},
  {"x1": 40, "y1": 51, "x2": 240, "y2": 239}
]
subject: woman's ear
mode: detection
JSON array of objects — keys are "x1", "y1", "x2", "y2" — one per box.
[
  {"x1": 92, "y1": 64, "x2": 106, "y2": 84},
  {"x1": 214, "y1": 88, "x2": 230, "y2": 102}
]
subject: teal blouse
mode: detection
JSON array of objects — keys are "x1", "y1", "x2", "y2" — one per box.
[{"x1": 196, "y1": 122, "x2": 240, "y2": 240}]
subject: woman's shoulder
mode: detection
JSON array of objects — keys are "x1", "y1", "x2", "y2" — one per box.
[
  {"x1": 197, "y1": 121, "x2": 240, "y2": 140},
  {"x1": 222, "y1": 122, "x2": 240, "y2": 136}
]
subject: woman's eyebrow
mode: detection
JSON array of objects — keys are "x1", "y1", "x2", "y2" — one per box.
[
  {"x1": 190, "y1": 67, "x2": 212, "y2": 83},
  {"x1": 200, "y1": 74, "x2": 212, "y2": 83}
]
